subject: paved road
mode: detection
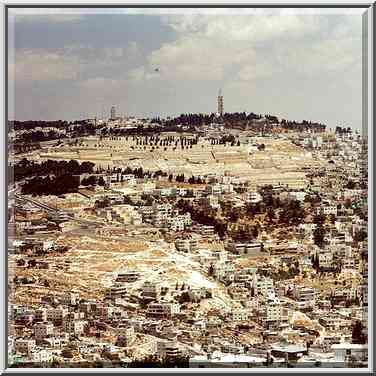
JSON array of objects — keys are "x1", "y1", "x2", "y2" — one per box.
[{"x1": 14, "y1": 194, "x2": 102, "y2": 228}]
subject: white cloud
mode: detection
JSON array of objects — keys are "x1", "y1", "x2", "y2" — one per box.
[
  {"x1": 11, "y1": 49, "x2": 80, "y2": 82},
  {"x1": 163, "y1": 13, "x2": 320, "y2": 42},
  {"x1": 9, "y1": 9, "x2": 363, "y2": 127},
  {"x1": 129, "y1": 12, "x2": 362, "y2": 87},
  {"x1": 11, "y1": 41, "x2": 144, "y2": 84}
]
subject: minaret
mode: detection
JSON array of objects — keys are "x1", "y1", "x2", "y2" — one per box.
[
  {"x1": 217, "y1": 89, "x2": 224, "y2": 116},
  {"x1": 110, "y1": 106, "x2": 116, "y2": 120}
]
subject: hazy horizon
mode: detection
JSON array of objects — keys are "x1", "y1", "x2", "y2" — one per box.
[{"x1": 8, "y1": 8, "x2": 365, "y2": 129}]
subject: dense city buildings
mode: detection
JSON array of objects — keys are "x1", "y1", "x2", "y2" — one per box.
[{"x1": 7, "y1": 109, "x2": 368, "y2": 368}]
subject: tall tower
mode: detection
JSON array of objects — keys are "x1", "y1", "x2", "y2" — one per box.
[
  {"x1": 217, "y1": 89, "x2": 224, "y2": 116},
  {"x1": 110, "y1": 106, "x2": 116, "y2": 120}
]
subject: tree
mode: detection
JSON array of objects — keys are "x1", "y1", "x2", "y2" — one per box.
[
  {"x1": 312, "y1": 253, "x2": 320, "y2": 271},
  {"x1": 228, "y1": 211, "x2": 239, "y2": 223},
  {"x1": 17, "y1": 259, "x2": 26, "y2": 267},
  {"x1": 28, "y1": 259, "x2": 37, "y2": 268},
  {"x1": 313, "y1": 214, "x2": 326, "y2": 226},
  {"x1": 97, "y1": 176, "x2": 106, "y2": 186},
  {"x1": 313, "y1": 226, "x2": 326, "y2": 247},
  {"x1": 352, "y1": 320, "x2": 366, "y2": 344},
  {"x1": 345, "y1": 180, "x2": 357, "y2": 190},
  {"x1": 61, "y1": 348, "x2": 74, "y2": 358},
  {"x1": 344, "y1": 199, "x2": 352, "y2": 209},
  {"x1": 353, "y1": 230, "x2": 367, "y2": 243},
  {"x1": 266, "y1": 208, "x2": 275, "y2": 223},
  {"x1": 81, "y1": 175, "x2": 97, "y2": 186}
]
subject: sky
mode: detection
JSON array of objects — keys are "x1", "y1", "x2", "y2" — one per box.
[{"x1": 8, "y1": 8, "x2": 365, "y2": 129}]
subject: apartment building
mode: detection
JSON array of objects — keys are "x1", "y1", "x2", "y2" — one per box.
[
  {"x1": 244, "y1": 191, "x2": 262, "y2": 204},
  {"x1": 116, "y1": 270, "x2": 140, "y2": 283},
  {"x1": 30, "y1": 348, "x2": 53, "y2": 364},
  {"x1": 167, "y1": 213, "x2": 192, "y2": 231},
  {"x1": 63, "y1": 320, "x2": 87, "y2": 336},
  {"x1": 294, "y1": 287, "x2": 315, "y2": 310},
  {"x1": 34, "y1": 322, "x2": 54, "y2": 340},
  {"x1": 231, "y1": 309, "x2": 249, "y2": 322},
  {"x1": 175, "y1": 237, "x2": 199, "y2": 253},
  {"x1": 256, "y1": 277, "x2": 274, "y2": 297},
  {"x1": 142, "y1": 281, "x2": 160, "y2": 300},
  {"x1": 146, "y1": 303, "x2": 180, "y2": 319},
  {"x1": 227, "y1": 242, "x2": 262, "y2": 257},
  {"x1": 34, "y1": 308, "x2": 47, "y2": 323},
  {"x1": 319, "y1": 251, "x2": 334, "y2": 269},
  {"x1": 15, "y1": 339, "x2": 36, "y2": 355},
  {"x1": 46, "y1": 307, "x2": 69, "y2": 324},
  {"x1": 152, "y1": 203, "x2": 173, "y2": 227},
  {"x1": 60, "y1": 292, "x2": 80, "y2": 306}
]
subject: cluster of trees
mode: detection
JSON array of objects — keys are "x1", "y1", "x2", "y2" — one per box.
[
  {"x1": 12, "y1": 142, "x2": 41, "y2": 156},
  {"x1": 103, "y1": 124, "x2": 166, "y2": 137},
  {"x1": 109, "y1": 166, "x2": 151, "y2": 179},
  {"x1": 278, "y1": 200, "x2": 306, "y2": 226},
  {"x1": 177, "y1": 199, "x2": 227, "y2": 238},
  {"x1": 152, "y1": 112, "x2": 264, "y2": 128},
  {"x1": 187, "y1": 175, "x2": 204, "y2": 184},
  {"x1": 13, "y1": 158, "x2": 95, "y2": 181},
  {"x1": 21, "y1": 174, "x2": 79, "y2": 196},
  {"x1": 352, "y1": 320, "x2": 367, "y2": 344},
  {"x1": 151, "y1": 112, "x2": 326, "y2": 132},
  {"x1": 312, "y1": 214, "x2": 327, "y2": 248},
  {"x1": 133, "y1": 135, "x2": 199, "y2": 148},
  {"x1": 353, "y1": 229, "x2": 367, "y2": 243},
  {"x1": 70, "y1": 121, "x2": 97, "y2": 137},
  {"x1": 311, "y1": 253, "x2": 320, "y2": 272},
  {"x1": 273, "y1": 261, "x2": 301, "y2": 281},
  {"x1": 167, "y1": 173, "x2": 205, "y2": 184},
  {"x1": 94, "y1": 197, "x2": 111, "y2": 209},
  {"x1": 9, "y1": 120, "x2": 69, "y2": 131},
  {"x1": 15, "y1": 130, "x2": 65, "y2": 144},
  {"x1": 175, "y1": 174, "x2": 186, "y2": 183},
  {"x1": 279, "y1": 119, "x2": 326, "y2": 132},
  {"x1": 81, "y1": 175, "x2": 106, "y2": 187},
  {"x1": 335, "y1": 126, "x2": 352, "y2": 134},
  {"x1": 245, "y1": 188, "x2": 306, "y2": 226},
  {"x1": 230, "y1": 224, "x2": 260, "y2": 242},
  {"x1": 209, "y1": 136, "x2": 240, "y2": 146},
  {"x1": 105, "y1": 166, "x2": 151, "y2": 182},
  {"x1": 344, "y1": 179, "x2": 358, "y2": 190}
]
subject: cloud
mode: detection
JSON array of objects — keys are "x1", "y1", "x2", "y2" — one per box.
[
  {"x1": 130, "y1": 12, "x2": 362, "y2": 86},
  {"x1": 10, "y1": 49, "x2": 80, "y2": 82},
  {"x1": 8, "y1": 9, "x2": 363, "y2": 127},
  {"x1": 9, "y1": 8, "x2": 90, "y2": 22},
  {"x1": 163, "y1": 13, "x2": 319, "y2": 42},
  {"x1": 10, "y1": 40, "x2": 145, "y2": 84}
]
